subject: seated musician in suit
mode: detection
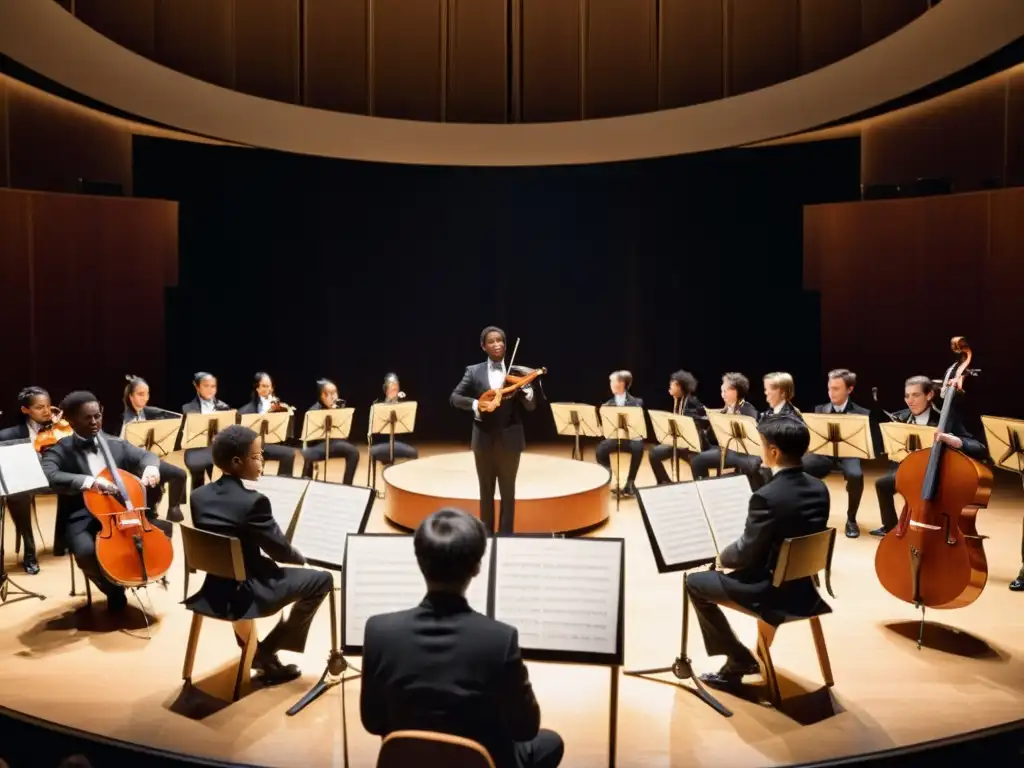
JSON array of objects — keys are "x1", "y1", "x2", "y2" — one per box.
[
  {"x1": 0, "y1": 386, "x2": 59, "y2": 574},
  {"x1": 872, "y1": 375, "x2": 987, "y2": 537},
  {"x1": 690, "y1": 373, "x2": 766, "y2": 490},
  {"x1": 121, "y1": 374, "x2": 187, "y2": 523},
  {"x1": 187, "y1": 425, "x2": 333, "y2": 684},
  {"x1": 595, "y1": 370, "x2": 645, "y2": 498},
  {"x1": 800, "y1": 369, "x2": 872, "y2": 539},
  {"x1": 685, "y1": 415, "x2": 830, "y2": 690},
  {"x1": 236, "y1": 371, "x2": 297, "y2": 477},
  {"x1": 39, "y1": 391, "x2": 171, "y2": 611},
  {"x1": 761, "y1": 372, "x2": 801, "y2": 419},
  {"x1": 649, "y1": 370, "x2": 709, "y2": 485},
  {"x1": 300, "y1": 378, "x2": 360, "y2": 485},
  {"x1": 180, "y1": 371, "x2": 234, "y2": 492},
  {"x1": 368, "y1": 373, "x2": 419, "y2": 468},
  {"x1": 360, "y1": 508, "x2": 564, "y2": 768}
]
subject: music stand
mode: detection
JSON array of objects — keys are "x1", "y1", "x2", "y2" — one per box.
[
  {"x1": 705, "y1": 411, "x2": 761, "y2": 474},
  {"x1": 648, "y1": 410, "x2": 702, "y2": 482},
  {"x1": 879, "y1": 422, "x2": 936, "y2": 464},
  {"x1": 0, "y1": 439, "x2": 48, "y2": 605},
  {"x1": 366, "y1": 401, "x2": 417, "y2": 492},
  {"x1": 123, "y1": 417, "x2": 183, "y2": 457},
  {"x1": 803, "y1": 413, "x2": 876, "y2": 461},
  {"x1": 301, "y1": 408, "x2": 355, "y2": 482},
  {"x1": 550, "y1": 402, "x2": 602, "y2": 461},
  {"x1": 182, "y1": 411, "x2": 238, "y2": 451},
  {"x1": 599, "y1": 405, "x2": 647, "y2": 511},
  {"x1": 240, "y1": 412, "x2": 292, "y2": 471}
]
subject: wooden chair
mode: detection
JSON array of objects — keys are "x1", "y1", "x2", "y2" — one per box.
[
  {"x1": 376, "y1": 730, "x2": 496, "y2": 768},
  {"x1": 725, "y1": 527, "x2": 837, "y2": 706},
  {"x1": 68, "y1": 553, "x2": 92, "y2": 606},
  {"x1": 179, "y1": 524, "x2": 257, "y2": 702}
]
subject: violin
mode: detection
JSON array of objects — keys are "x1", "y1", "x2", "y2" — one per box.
[
  {"x1": 874, "y1": 336, "x2": 992, "y2": 618},
  {"x1": 477, "y1": 336, "x2": 547, "y2": 408},
  {"x1": 34, "y1": 408, "x2": 75, "y2": 452},
  {"x1": 84, "y1": 434, "x2": 173, "y2": 588},
  {"x1": 268, "y1": 396, "x2": 292, "y2": 414}
]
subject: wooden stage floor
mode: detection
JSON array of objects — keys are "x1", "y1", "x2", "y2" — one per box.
[{"x1": 1, "y1": 443, "x2": 1023, "y2": 767}]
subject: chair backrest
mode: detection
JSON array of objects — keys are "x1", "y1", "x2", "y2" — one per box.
[
  {"x1": 771, "y1": 527, "x2": 836, "y2": 594},
  {"x1": 179, "y1": 524, "x2": 247, "y2": 582},
  {"x1": 376, "y1": 730, "x2": 495, "y2": 768}
]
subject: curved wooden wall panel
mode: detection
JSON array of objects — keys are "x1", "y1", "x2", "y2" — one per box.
[{"x1": 2, "y1": 0, "x2": 1021, "y2": 165}]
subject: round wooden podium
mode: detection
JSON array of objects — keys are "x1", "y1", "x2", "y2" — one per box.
[{"x1": 382, "y1": 451, "x2": 611, "y2": 534}]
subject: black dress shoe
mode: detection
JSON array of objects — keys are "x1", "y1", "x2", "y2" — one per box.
[
  {"x1": 167, "y1": 506, "x2": 185, "y2": 523},
  {"x1": 1010, "y1": 568, "x2": 1024, "y2": 592},
  {"x1": 699, "y1": 660, "x2": 760, "y2": 690},
  {"x1": 845, "y1": 520, "x2": 860, "y2": 539},
  {"x1": 22, "y1": 554, "x2": 40, "y2": 575},
  {"x1": 253, "y1": 652, "x2": 301, "y2": 685},
  {"x1": 870, "y1": 526, "x2": 890, "y2": 537}
]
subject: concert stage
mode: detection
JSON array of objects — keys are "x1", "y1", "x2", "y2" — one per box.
[
  {"x1": 383, "y1": 451, "x2": 612, "y2": 534},
  {"x1": 1, "y1": 443, "x2": 1023, "y2": 767}
]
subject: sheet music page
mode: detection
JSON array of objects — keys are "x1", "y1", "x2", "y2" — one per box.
[
  {"x1": 344, "y1": 535, "x2": 491, "y2": 648},
  {"x1": 289, "y1": 481, "x2": 373, "y2": 568},
  {"x1": 242, "y1": 475, "x2": 310, "y2": 532},
  {"x1": 492, "y1": 538, "x2": 621, "y2": 657},
  {"x1": 0, "y1": 442, "x2": 48, "y2": 496},
  {"x1": 636, "y1": 483, "x2": 719, "y2": 567},
  {"x1": 695, "y1": 475, "x2": 752, "y2": 552}
]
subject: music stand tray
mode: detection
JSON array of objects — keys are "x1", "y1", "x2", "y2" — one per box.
[
  {"x1": 182, "y1": 411, "x2": 238, "y2": 449},
  {"x1": 879, "y1": 422, "x2": 936, "y2": 464},
  {"x1": 0, "y1": 439, "x2": 48, "y2": 605},
  {"x1": 706, "y1": 411, "x2": 761, "y2": 473},
  {"x1": 240, "y1": 412, "x2": 292, "y2": 445},
  {"x1": 550, "y1": 402, "x2": 601, "y2": 461},
  {"x1": 803, "y1": 413, "x2": 875, "y2": 461},
  {"x1": 123, "y1": 417, "x2": 183, "y2": 457},
  {"x1": 301, "y1": 408, "x2": 354, "y2": 444}
]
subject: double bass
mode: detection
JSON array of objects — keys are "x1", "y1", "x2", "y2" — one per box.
[
  {"x1": 84, "y1": 434, "x2": 174, "y2": 588},
  {"x1": 874, "y1": 337, "x2": 992, "y2": 642}
]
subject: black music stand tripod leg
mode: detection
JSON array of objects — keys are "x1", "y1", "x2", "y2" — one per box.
[{"x1": 0, "y1": 497, "x2": 46, "y2": 606}]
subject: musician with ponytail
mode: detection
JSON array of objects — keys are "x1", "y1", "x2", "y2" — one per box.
[{"x1": 369, "y1": 373, "x2": 419, "y2": 468}]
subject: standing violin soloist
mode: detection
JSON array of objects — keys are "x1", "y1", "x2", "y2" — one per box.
[{"x1": 451, "y1": 327, "x2": 536, "y2": 534}]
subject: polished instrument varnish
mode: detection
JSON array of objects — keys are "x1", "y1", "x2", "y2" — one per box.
[
  {"x1": 874, "y1": 337, "x2": 992, "y2": 639},
  {"x1": 477, "y1": 336, "x2": 547, "y2": 407},
  {"x1": 33, "y1": 408, "x2": 74, "y2": 452}
]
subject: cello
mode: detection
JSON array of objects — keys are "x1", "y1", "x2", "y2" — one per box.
[
  {"x1": 874, "y1": 337, "x2": 992, "y2": 644},
  {"x1": 84, "y1": 433, "x2": 174, "y2": 589}
]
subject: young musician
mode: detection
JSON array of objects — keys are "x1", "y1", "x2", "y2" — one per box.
[
  {"x1": 690, "y1": 373, "x2": 766, "y2": 490},
  {"x1": 236, "y1": 372, "x2": 297, "y2": 477},
  {"x1": 39, "y1": 391, "x2": 171, "y2": 610},
  {"x1": 361, "y1": 508, "x2": 564, "y2": 768},
  {"x1": 180, "y1": 372, "x2": 233, "y2": 492},
  {"x1": 872, "y1": 375, "x2": 987, "y2": 537},
  {"x1": 801, "y1": 369, "x2": 872, "y2": 539},
  {"x1": 121, "y1": 375, "x2": 187, "y2": 523},
  {"x1": 450, "y1": 326, "x2": 536, "y2": 534},
  {"x1": 369, "y1": 373, "x2": 419, "y2": 467},
  {"x1": 685, "y1": 416, "x2": 830, "y2": 691},
  {"x1": 595, "y1": 370, "x2": 645, "y2": 497},
  {"x1": 300, "y1": 378, "x2": 360, "y2": 485},
  {"x1": 187, "y1": 425, "x2": 333, "y2": 684},
  {"x1": 762, "y1": 372, "x2": 801, "y2": 418},
  {"x1": 649, "y1": 369, "x2": 709, "y2": 485},
  {"x1": 0, "y1": 386, "x2": 58, "y2": 574}
]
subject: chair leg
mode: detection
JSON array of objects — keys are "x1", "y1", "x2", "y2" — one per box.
[
  {"x1": 85, "y1": 578, "x2": 92, "y2": 607},
  {"x1": 809, "y1": 617, "x2": 834, "y2": 687},
  {"x1": 30, "y1": 498, "x2": 46, "y2": 552},
  {"x1": 756, "y1": 620, "x2": 781, "y2": 707},
  {"x1": 232, "y1": 619, "x2": 258, "y2": 702},
  {"x1": 182, "y1": 614, "x2": 204, "y2": 681}
]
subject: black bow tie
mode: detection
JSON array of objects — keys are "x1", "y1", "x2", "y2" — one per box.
[
  {"x1": 75, "y1": 436, "x2": 97, "y2": 452},
  {"x1": 489, "y1": 361, "x2": 503, "y2": 371}
]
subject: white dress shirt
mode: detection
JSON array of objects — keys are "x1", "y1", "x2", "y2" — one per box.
[
  {"x1": 472, "y1": 359, "x2": 533, "y2": 420},
  {"x1": 831, "y1": 400, "x2": 848, "y2": 414},
  {"x1": 613, "y1": 393, "x2": 627, "y2": 406},
  {"x1": 27, "y1": 420, "x2": 41, "y2": 443},
  {"x1": 911, "y1": 410, "x2": 931, "y2": 426},
  {"x1": 199, "y1": 398, "x2": 216, "y2": 414},
  {"x1": 772, "y1": 402, "x2": 786, "y2": 414},
  {"x1": 259, "y1": 396, "x2": 273, "y2": 414}
]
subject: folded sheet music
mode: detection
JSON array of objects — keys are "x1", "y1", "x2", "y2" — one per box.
[
  {"x1": 289, "y1": 481, "x2": 374, "y2": 568},
  {"x1": 0, "y1": 441, "x2": 48, "y2": 496},
  {"x1": 243, "y1": 475, "x2": 310, "y2": 532},
  {"x1": 636, "y1": 474, "x2": 751, "y2": 573}
]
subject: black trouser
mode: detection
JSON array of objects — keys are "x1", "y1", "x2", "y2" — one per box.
[
  {"x1": 66, "y1": 511, "x2": 173, "y2": 601},
  {"x1": 802, "y1": 455, "x2": 864, "y2": 521},
  {"x1": 474, "y1": 441, "x2": 521, "y2": 534},
  {"x1": 649, "y1": 444, "x2": 693, "y2": 485},
  {"x1": 515, "y1": 729, "x2": 565, "y2": 768},
  {"x1": 875, "y1": 464, "x2": 899, "y2": 531},
  {"x1": 148, "y1": 460, "x2": 187, "y2": 515},
  {"x1": 184, "y1": 447, "x2": 214, "y2": 492},
  {"x1": 4, "y1": 492, "x2": 36, "y2": 558},
  {"x1": 369, "y1": 440, "x2": 418, "y2": 466},
  {"x1": 595, "y1": 439, "x2": 644, "y2": 488},
  {"x1": 301, "y1": 439, "x2": 359, "y2": 484},
  {"x1": 261, "y1": 444, "x2": 297, "y2": 476},
  {"x1": 259, "y1": 567, "x2": 334, "y2": 656},
  {"x1": 685, "y1": 570, "x2": 758, "y2": 669},
  {"x1": 691, "y1": 448, "x2": 768, "y2": 491}
]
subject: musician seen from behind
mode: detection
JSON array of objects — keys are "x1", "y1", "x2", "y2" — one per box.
[
  {"x1": 872, "y1": 375, "x2": 986, "y2": 537},
  {"x1": 187, "y1": 425, "x2": 333, "y2": 685},
  {"x1": 595, "y1": 370, "x2": 645, "y2": 498},
  {"x1": 300, "y1": 378, "x2": 360, "y2": 485},
  {"x1": 800, "y1": 369, "x2": 872, "y2": 539},
  {"x1": 360, "y1": 508, "x2": 564, "y2": 768},
  {"x1": 690, "y1": 373, "x2": 765, "y2": 490},
  {"x1": 451, "y1": 326, "x2": 536, "y2": 534},
  {"x1": 369, "y1": 373, "x2": 419, "y2": 468},
  {"x1": 685, "y1": 415, "x2": 830, "y2": 691},
  {"x1": 40, "y1": 391, "x2": 171, "y2": 611},
  {"x1": 649, "y1": 369, "x2": 710, "y2": 485}
]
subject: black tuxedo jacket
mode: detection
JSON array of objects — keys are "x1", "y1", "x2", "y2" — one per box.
[
  {"x1": 236, "y1": 401, "x2": 261, "y2": 415},
  {"x1": 451, "y1": 362, "x2": 537, "y2": 452},
  {"x1": 679, "y1": 395, "x2": 711, "y2": 449},
  {"x1": 177, "y1": 397, "x2": 233, "y2": 450},
  {"x1": 186, "y1": 475, "x2": 305, "y2": 619},
  {"x1": 718, "y1": 467, "x2": 830, "y2": 625},
  {"x1": 0, "y1": 423, "x2": 29, "y2": 442},
  {"x1": 40, "y1": 433, "x2": 158, "y2": 538},
  {"x1": 360, "y1": 592, "x2": 541, "y2": 768},
  {"x1": 706, "y1": 401, "x2": 759, "y2": 448},
  {"x1": 813, "y1": 400, "x2": 870, "y2": 416},
  {"x1": 760, "y1": 401, "x2": 802, "y2": 421},
  {"x1": 890, "y1": 407, "x2": 986, "y2": 461}
]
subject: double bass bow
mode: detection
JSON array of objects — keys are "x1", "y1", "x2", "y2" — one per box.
[
  {"x1": 478, "y1": 336, "x2": 547, "y2": 407},
  {"x1": 84, "y1": 434, "x2": 174, "y2": 589},
  {"x1": 874, "y1": 337, "x2": 992, "y2": 645}
]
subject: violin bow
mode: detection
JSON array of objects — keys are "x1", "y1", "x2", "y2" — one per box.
[{"x1": 506, "y1": 336, "x2": 521, "y2": 373}]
